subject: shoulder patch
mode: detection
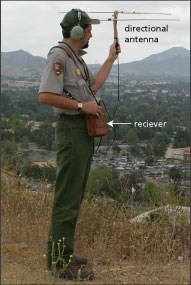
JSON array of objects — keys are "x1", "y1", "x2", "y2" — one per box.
[{"x1": 53, "y1": 61, "x2": 64, "y2": 76}]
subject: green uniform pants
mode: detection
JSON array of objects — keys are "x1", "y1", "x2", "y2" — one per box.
[{"x1": 47, "y1": 115, "x2": 94, "y2": 265}]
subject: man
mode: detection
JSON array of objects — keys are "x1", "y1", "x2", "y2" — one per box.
[{"x1": 38, "y1": 9, "x2": 120, "y2": 280}]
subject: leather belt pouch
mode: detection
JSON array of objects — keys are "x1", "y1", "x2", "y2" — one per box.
[{"x1": 86, "y1": 112, "x2": 109, "y2": 137}]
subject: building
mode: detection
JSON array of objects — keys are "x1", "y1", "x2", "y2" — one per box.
[{"x1": 165, "y1": 147, "x2": 190, "y2": 162}]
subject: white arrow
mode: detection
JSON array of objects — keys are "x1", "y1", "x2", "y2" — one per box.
[{"x1": 107, "y1": 120, "x2": 132, "y2": 128}]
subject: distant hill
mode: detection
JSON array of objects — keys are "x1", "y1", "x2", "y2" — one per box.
[
  {"x1": 1, "y1": 47, "x2": 190, "y2": 79},
  {"x1": 115, "y1": 47, "x2": 190, "y2": 77},
  {"x1": 1, "y1": 49, "x2": 46, "y2": 78}
]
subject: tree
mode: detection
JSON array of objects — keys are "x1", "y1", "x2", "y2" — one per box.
[
  {"x1": 2, "y1": 140, "x2": 17, "y2": 156},
  {"x1": 120, "y1": 170, "x2": 144, "y2": 201},
  {"x1": 1, "y1": 140, "x2": 24, "y2": 172},
  {"x1": 168, "y1": 167, "x2": 188, "y2": 198},
  {"x1": 145, "y1": 156, "x2": 155, "y2": 166},
  {"x1": 139, "y1": 182, "x2": 161, "y2": 206},
  {"x1": 169, "y1": 167, "x2": 184, "y2": 184},
  {"x1": 22, "y1": 164, "x2": 56, "y2": 182},
  {"x1": 153, "y1": 132, "x2": 170, "y2": 157},
  {"x1": 125, "y1": 128, "x2": 138, "y2": 144},
  {"x1": 87, "y1": 165, "x2": 120, "y2": 198},
  {"x1": 20, "y1": 136, "x2": 29, "y2": 149},
  {"x1": 173, "y1": 129, "x2": 190, "y2": 148}
]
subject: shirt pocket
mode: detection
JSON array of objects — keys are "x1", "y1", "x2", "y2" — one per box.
[
  {"x1": 63, "y1": 78, "x2": 92, "y2": 101},
  {"x1": 76, "y1": 78, "x2": 93, "y2": 101},
  {"x1": 63, "y1": 79, "x2": 77, "y2": 91}
]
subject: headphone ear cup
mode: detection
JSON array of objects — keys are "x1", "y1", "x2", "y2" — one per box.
[{"x1": 70, "y1": 26, "x2": 84, "y2": 41}]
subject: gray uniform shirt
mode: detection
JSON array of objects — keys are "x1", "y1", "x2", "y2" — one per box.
[{"x1": 38, "y1": 42, "x2": 96, "y2": 115}]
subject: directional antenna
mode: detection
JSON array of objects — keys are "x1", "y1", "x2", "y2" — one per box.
[{"x1": 58, "y1": 11, "x2": 180, "y2": 21}]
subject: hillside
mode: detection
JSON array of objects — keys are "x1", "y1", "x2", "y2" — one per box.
[
  {"x1": 2, "y1": 171, "x2": 190, "y2": 284},
  {"x1": 1, "y1": 47, "x2": 190, "y2": 79},
  {"x1": 116, "y1": 47, "x2": 190, "y2": 76},
  {"x1": 1, "y1": 49, "x2": 46, "y2": 78}
]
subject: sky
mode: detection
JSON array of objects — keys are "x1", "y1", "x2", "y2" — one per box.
[{"x1": 1, "y1": 1, "x2": 190, "y2": 64}]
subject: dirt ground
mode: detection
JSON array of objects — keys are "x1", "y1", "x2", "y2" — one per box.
[{"x1": 2, "y1": 243, "x2": 190, "y2": 285}]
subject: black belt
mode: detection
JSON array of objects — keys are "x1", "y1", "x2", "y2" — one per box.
[{"x1": 59, "y1": 114, "x2": 85, "y2": 119}]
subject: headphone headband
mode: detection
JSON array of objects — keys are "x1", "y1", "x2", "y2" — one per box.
[
  {"x1": 77, "y1": 10, "x2": 81, "y2": 24},
  {"x1": 72, "y1": 9, "x2": 82, "y2": 25}
]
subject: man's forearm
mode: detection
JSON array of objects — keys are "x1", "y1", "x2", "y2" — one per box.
[
  {"x1": 38, "y1": 92, "x2": 103, "y2": 116},
  {"x1": 91, "y1": 42, "x2": 120, "y2": 94},
  {"x1": 39, "y1": 92, "x2": 79, "y2": 110},
  {"x1": 91, "y1": 57, "x2": 115, "y2": 93}
]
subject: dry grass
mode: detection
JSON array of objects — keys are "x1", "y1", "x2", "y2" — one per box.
[{"x1": 1, "y1": 170, "x2": 190, "y2": 284}]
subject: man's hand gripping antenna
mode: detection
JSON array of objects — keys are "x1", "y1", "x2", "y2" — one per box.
[{"x1": 113, "y1": 10, "x2": 120, "y2": 54}]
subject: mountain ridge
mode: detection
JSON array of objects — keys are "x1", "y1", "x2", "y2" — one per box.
[
  {"x1": 114, "y1": 47, "x2": 190, "y2": 76},
  {"x1": 1, "y1": 47, "x2": 190, "y2": 79}
]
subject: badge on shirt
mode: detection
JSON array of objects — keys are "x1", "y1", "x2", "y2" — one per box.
[
  {"x1": 76, "y1": 68, "x2": 81, "y2": 76},
  {"x1": 53, "y1": 61, "x2": 64, "y2": 76}
]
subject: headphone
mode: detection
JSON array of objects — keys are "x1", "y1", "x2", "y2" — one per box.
[{"x1": 70, "y1": 9, "x2": 84, "y2": 41}]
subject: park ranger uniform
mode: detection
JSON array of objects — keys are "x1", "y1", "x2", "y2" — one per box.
[{"x1": 39, "y1": 41, "x2": 95, "y2": 266}]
